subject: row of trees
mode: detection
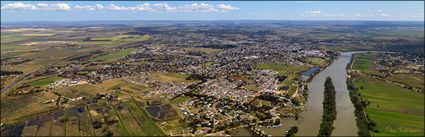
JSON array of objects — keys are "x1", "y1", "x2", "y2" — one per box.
[
  {"x1": 347, "y1": 77, "x2": 377, "y2": 136},
  {"x1": 317, "y1": 77, "x2": 337, "y2": 137}
]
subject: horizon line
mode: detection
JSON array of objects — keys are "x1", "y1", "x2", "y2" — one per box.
[{"x1": 2, "y1": 19, "x2": 424, "y2": 23}]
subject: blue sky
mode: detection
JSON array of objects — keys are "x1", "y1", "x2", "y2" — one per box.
[{"x1": 1, "y1": 1, "x2": 424, "y2": 22}]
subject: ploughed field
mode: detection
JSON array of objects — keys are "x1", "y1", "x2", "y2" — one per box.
[{"x1": 0, "y1": 100, "x2": 166, "y2": 136}]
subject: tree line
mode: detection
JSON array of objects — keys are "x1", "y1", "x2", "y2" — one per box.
[
  {"x1": 317, "y1": 77, "x2": 337, "y2": 137},
  {"x1": 347, "y1": 77, "x2": 377, "y2": 136}
]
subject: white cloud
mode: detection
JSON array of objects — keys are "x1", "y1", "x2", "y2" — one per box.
[
  {"x1": 1, "y1": 2, "x2": 239, "y2": 12},
  {"x1": 356, "y1": 10, "x2": 391, "y2": 17},
  {"x1": 217, "y1": 4, "x2": 239, "y2": 11},
  {"x1": 180, "y1": 3, "x2": 217, "y2": 12},
  {"x1": 1, "y1": 2, "x2": 36, "y2": 10},
  {"x1": 302, "y1": 10, "x2": 344, "y2": 17},
  {"x1": 310, "y1": 10, "x2": 322, "y2": 14},
  {"x1": 1, "y1": 2, "x2": 71, "y2": 11}
]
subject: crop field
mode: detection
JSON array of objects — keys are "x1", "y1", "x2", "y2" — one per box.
[
  {"x1": 1, "y1": 35, "x2": 37, "y2": 44},
  {"x1": 54, "y1": 84, "x2": 109, "y2": 98},
  {"x1": 182, "y1": 47, "x2": 222, "y2": 54},
  {"x1": 306, "y1": 57, "x2": 327, "y2": 66},
  {"x1": 352, "y1": 53, "x2": 375, "y2": 72},
  {"x1": 66, "y1": 108, "x2": 81, "y2": 136},
  {"x1": 1, "y1": 91, "x2": 58, "y2": 122},
  {"x1": 352, "y1": 76, "x2": 424, "y2": 136},
  {"x1": 257, "y1": 63, "x2": 309, "y2": 75},
  {"x1": 29, "y1": 76, "x2": 63, "y2": 87},
  {"x1": 77, "y1": 107, "x2": 94, "y2": 136},
  {"x1": 171, "y1": 95, "x2": 191, "y2": 104},
  {"x1": 125, "y1": 102, "x2": 165, "y2": 136},
  {"x1": 1, "y1": 99, "x2": 170, "y2": 136},
  {"x1": 90, "y1": 34, "x2": 150, "y2": 42},
  {"x1": 151, "y1": 72, "x2": 196, "y2": 83},
  {"x1": 90, "y1": 49, "x2": 135, "y2": 61},
  {"x1": 50, "y1": 110, "x2": 65, "y2": 136},
  {"x1": 386, "y1": 73, "x2": 424, "y2": 90},
  {"x1": 257, "y1": 63, "x2": 309, "y2": 85},
  {"x1": 98, "y1": 78, "x2": 148, "y2": 94},
  {"x1": 113, "y1": 103, "x2": 144, "y2": 135}
]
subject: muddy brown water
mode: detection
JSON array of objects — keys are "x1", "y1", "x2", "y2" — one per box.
[{"x1": 261, "y1": 52, "x2": 359, "y2": 136}]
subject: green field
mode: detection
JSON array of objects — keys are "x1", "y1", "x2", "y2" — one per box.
[
  {"x1": 352, "y1": 54, "x2": 374, "y2": 71},
  {"x1": 257, "y1": 63, "x2": 308, "y2": 75},
  {"x1": 171, "y1": 96, "x2": 191, "y2": 104},
  {"x1": 152, "y1": 72, "x2": 196, "y2": 83},
  {"x1": 29, "y1": 76, "x2": 63, "y2": 87},
  {"x1": 352, "y1": 76, "x2": 424, "y2": 136},
  {"x1": 125, "y1": 102, "x2": 165, "y2": 136},
  {"x1": 386, "y1": 74, "x2": 424, "y2": 90},
  {"x1": 257, "y1": 63, "x2": 308, "y2": 85},
  {"x1": 182, "y1": 48, "x2": 221, "y2": 54},
  {"x1": 90, "y1": 49, "x2": 135, "y2": 61},
  {"x1": 90, "y1": 34, "x2": 150, "y2": 42},
  {"x1": 1, "y1": 35, "x2": 36, "y2": 44}
]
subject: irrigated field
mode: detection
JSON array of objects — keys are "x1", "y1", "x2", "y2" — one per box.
[{"x1": 352, "y1": 76, "x2": 424, "y2": 136}]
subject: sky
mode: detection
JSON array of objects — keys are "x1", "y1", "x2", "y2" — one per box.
[{"x1": 1, "y1": 1, "x2": 424, "y2": 22}]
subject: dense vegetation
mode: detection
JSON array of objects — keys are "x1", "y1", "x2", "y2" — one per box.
[
  {"x1": 0, "y1": 70, "x2": 23, "y2": 76},
  {"x1": 347, "y1": 78, "x2": 373, "y2": 136},
  {"x1": 317, "y1": 77, "x2": 337, "y2": 137}
]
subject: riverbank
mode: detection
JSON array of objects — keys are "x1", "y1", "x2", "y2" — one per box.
[
  {"x1": 295, "y1": 52, "x2": 358, "y2": 136},
  {"x1": 347, "y1": 52, "x2": 424, "y2": 136}
]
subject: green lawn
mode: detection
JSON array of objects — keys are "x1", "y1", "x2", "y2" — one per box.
[
  {"x1": 29, "y1": 76, "x2": 63, "y2": 87},
  {"x1": 353, "y1": 76, "x2": 424, "y2": 136},
  {"x1": 90, "y1": 49, "x2": 134, "y2": 61}
]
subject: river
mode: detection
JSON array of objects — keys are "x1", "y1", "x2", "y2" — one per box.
[{"x1": 260, "y1": 52, "x2": 358, "y2": 136}]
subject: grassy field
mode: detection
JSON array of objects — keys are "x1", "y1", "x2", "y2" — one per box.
[
  {"x1": 90, "y1": 34, "x2": 150, "y2": 42},
  {"x1": 152, "y1": 72, "x2": 196, "y2": 83},
  {"x1": 352, "y1": 76, "x2": 424, "y2": 136},
  {"x1": 257, "y1": 63, "x2": 309, "y2": 75},
  {"x1": 126, "y1": 102, "x2": 165, "y2": 136},
  {"x1": 182, "y1": 48, "x2": 221, "y2": 54},
  {"x1": 352, "y1": 54, "x2": 374, "y2": 71},
  {"x1": 257, "y1": 63, "x2": 308, "y2": 86},
  {"x1": 29, "y1": 76, "x2": 63, "y2": 87},
  {"x1": 306, "y1": 57, "x2": 327, "y2": 66},
  {"x1": 1, "y1": 92, "x2": 58, "y2": 122},
  {"x1": 90, "y1": 49, "x2": 134, "y2": 61},
  {"x1": 54, "y1": 84, "x2": 109, "y2": 98},
  {"x1": 386, "y1": 73, "x2": 424, "y2": 90},
  {"x1": 98, "y1": 78, "x2": 148, "y2": 94},
  {"x1": 1, "y1": 35, "x2": 36, "y2": 44},
  {"x1": 171, "y1": 96, "x2": 191, "y2": 104}
]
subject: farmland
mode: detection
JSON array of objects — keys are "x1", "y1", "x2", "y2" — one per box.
[
  {"x1": 90, "y1": 49, "x2": 135, "y2": 62},
  {"x1": 1, "y1": 100, "x2": 167, "y2": 136},
  {"x1": 352, "y1": 76, "x2": 424, "y2": 136}
]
